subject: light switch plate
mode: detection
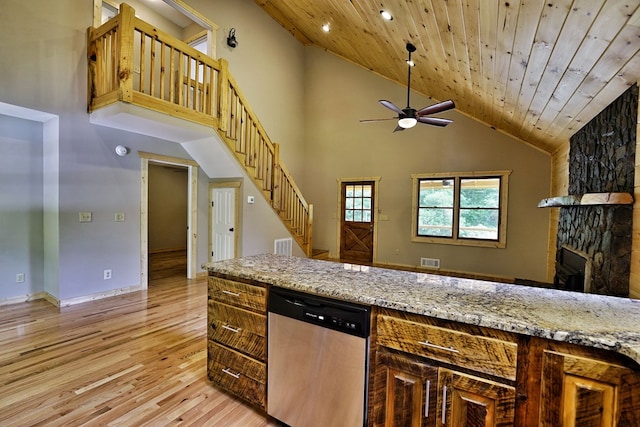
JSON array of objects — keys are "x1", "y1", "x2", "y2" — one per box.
[{"x1": 79, "y1": 211, "x2": 92, "y2": 222}]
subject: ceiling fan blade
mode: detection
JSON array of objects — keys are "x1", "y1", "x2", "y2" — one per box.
[
  {"x1": 416, "y1": 100, "x2": 455, "y2": 116},
  {"x1": 417, "y1": 116, "x2": 453, "y2": 127},
  {"x1": 360, "y1": 117, "x2": 398, "y2": 123},
  {"x1": 379, "y1": 100, "x2": 404, "y2": 115}
]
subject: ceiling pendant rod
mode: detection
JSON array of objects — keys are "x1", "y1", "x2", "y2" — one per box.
[{"x1": 405, "y1": 43, "x2": 415, "y2": 108}]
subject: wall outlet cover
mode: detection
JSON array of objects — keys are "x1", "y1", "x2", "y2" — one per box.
[{"x1": 79, "y1": 211, "x2": 92, "y2": 222}]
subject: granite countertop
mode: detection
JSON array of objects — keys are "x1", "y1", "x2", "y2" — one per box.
[{"x1": 205, "y1": 254, "x2": 640, "y2": 365}]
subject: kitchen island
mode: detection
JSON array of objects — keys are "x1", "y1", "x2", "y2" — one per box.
[{"x1": 205, "y1": 254, "x2": 640, "y2": 426}]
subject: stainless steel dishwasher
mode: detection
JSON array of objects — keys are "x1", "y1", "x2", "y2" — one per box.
[{"x1": 267, "y1": 287, "x2": 370, "y2": 427}]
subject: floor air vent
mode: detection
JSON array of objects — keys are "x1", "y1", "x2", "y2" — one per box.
[{"x1": 274, "y1": 238, "x2": 293, "y2": 256}]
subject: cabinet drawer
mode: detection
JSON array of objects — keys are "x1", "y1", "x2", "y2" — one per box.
[
  {"x1": 377, "y1": 314, "x2": 518, "y2": 381},
  {"x1": 208, "y1": 300, "x2": 266, "y2": 360},
  {"x1": 208, "y1": 277, "x2": 266, "y2": 312},
  {"x1": 208, "y1": 342, "x2": 266, "y2": 410}
]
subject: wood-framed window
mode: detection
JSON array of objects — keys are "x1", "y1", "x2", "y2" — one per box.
[{"x1": 411, "y1": 170, "x2": 511, "y2": 248}]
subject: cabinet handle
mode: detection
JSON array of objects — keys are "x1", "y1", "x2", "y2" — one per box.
[
  {"x1": 417, "y1": 340, "x2": 460, "y2": 353},
  {"x1": 442, "y1": 385, "x2": 448, "y2": 425},
  {"x1": 222, "y1": 368, "x2": 240, "y2": 379},
  {"x1": 222, "y1": 324, "x2": 241, "y2": 333},
  {"x1": 425, "y1": 380, "x2": 430, "y2": 418},
  {"x1": 222, "y1": 290, "x2": 241, "y2": 297}
]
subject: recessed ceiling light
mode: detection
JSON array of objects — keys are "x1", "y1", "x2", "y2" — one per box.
[
  {"x1": 322, "y1": 23, "x2": 330, "y2": 32},
  {"x1": 380, "y1": 10, "x2": 393, "y2": 21}
]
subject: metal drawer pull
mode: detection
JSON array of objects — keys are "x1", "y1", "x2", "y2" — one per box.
[
  {"x1": 442, "y1": 385, "x2": 448, "y2": 425},
  {"x1": 418, "y1": 340, "x2": 460, "y2": 353},
  {"x1": 222, "y1": 290, "x2": 241, "y2": 297},
  {"x1": 222, "y1": 368, "x2": 240, "y2": 379},
  {"x1": 425, "y1": 380, "x2": 430, "y2": 417},
  {"x1": 222, "y1": 324, "x2": 241, "y2": 333}
]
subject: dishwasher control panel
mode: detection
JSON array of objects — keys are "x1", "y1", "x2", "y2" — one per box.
[
  {"x1": 303, "y1": 309, "x2": 362, "y2": 334},
  {"x1": 269, "y1": 287, "x2": 370, "y2": 338}
]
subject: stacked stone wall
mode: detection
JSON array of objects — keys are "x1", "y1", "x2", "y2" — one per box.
[{"x1": 556, "y1": 84, "x2": 637, "y2": 296}]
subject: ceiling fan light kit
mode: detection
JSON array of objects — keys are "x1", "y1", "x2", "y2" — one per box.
[
  {"x1": 361, "y1": 42, "x2": 455, "y2": 132},
  {"x1": 398, "y1": 117, "x2": 417, "y2": 129}
]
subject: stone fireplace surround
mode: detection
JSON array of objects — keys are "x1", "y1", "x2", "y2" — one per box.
[{"x1": 555, "y1": 84, "x2": 637, "y2": 297}]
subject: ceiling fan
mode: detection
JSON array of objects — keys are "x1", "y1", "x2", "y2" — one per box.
[{"x1": 361, "y1": 42, "x2": 455, "y2": 132}]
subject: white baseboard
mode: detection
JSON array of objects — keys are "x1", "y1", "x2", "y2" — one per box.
[
  {"x1": 54, "y1": 285, "x2": 145, "y2": 308},
  {"x1": 0, "y1": 292, "x2": 48, "y2": 306}
]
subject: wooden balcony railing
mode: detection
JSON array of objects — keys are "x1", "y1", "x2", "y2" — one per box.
[{"x1": 87, "y1": 3, "x2": 313, "y2": 256}]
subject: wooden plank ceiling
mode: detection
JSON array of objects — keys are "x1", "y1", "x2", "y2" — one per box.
[{"x1": 255, "y1": 0, "x2": 640, "y2": 154}]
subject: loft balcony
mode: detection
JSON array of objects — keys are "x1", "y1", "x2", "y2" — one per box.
[{"x1": 87, "y1": 3, "x2": 312, "y2": 256}]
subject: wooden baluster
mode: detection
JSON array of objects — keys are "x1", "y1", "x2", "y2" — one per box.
[
  {"x1": 218, "y1": 59, "x2": 229, "y2": 132},
  {"x1": 149, "y1": 35, "x2": 156, "y2": 97},
  {"x1": 159, "y1": 42, "x2": 166, "y2": 101}
]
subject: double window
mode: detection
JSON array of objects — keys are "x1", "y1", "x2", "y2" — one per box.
[{"x1": 411, "y1": 171, "x2": 510, "y2": 248}]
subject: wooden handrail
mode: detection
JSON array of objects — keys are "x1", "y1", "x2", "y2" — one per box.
[{"x1": 87, "y1": 3, "x2": 313, "y2": 256}]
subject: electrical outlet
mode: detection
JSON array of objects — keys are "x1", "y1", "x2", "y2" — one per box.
[
  {"x1": 79, "y1": 211, "x2": 92, "y2": 222},
  {"x1": 16, "y1": 273, "x2": 25, "y2": 283},
  {"x1": 103, "y1": 269, "x2": 112, "y2": 280},
  {"x1": 115, "y1": 212, "x2": 125, "y2": 222}
]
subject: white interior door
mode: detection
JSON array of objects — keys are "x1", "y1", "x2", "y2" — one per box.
[{"x1": 212, "y1": 187, "x2": 236, "y2": 261}]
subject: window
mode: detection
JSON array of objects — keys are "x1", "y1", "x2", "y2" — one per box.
[
  {"x1": 344, "y1": 183, "x2": 373, "y2": 222},
  {"x1": 411, "y1": 171, "x2": 511, "y2": 248}
]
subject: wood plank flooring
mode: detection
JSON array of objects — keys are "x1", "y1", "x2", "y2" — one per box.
[{"x1": 0, "y1": 252, "x2": 281, "y2": 426}]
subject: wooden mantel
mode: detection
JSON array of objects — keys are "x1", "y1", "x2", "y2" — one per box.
[{"x1": 537, "y1": 192, "x2": 634, "y2": 208}]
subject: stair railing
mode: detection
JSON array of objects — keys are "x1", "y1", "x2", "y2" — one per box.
[{"x1": 87, "y1": 3, "x2": 313, "y2": 256}]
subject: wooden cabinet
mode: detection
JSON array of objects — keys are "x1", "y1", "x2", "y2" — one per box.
[
  {"x1": 373, "y1": 349, "x2": 438, "y2": 427},
  {"x1": 539, "y1": 348, "x2": 640, "y2": 426},
  {"x1": 438, "y1": 369, "x2": 515, "y2": 426},
  {"x1": 207, "y1": 275, "x2": 267, "y2": 410},
  {"x1": 372, "y1": 309, "x2": 517, "y2": 427}
]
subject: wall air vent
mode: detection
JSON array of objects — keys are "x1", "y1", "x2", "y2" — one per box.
[
  {"x1": 420, "y1": 257, "x2": 440, "y2": 269},
  {"x1": 274, "y1": 238, "x2": 293, "y2": 256}
]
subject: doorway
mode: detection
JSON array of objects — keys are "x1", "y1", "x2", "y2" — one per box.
[
  {"x1": 148, "y1": 163, "x2": 188, "y2": 279},
  {"x1": 210, "y1": 181, "x2": 240, "y2": 262},
  {"x1": 338, "y1": 179, "x2": 379, "y2": 263},
  {"x1": 140, "y1": 152, "x2": 199, "y2": 288}
]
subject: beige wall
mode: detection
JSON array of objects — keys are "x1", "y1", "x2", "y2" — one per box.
[
  {"x1": 302, "y1": 48, "x2": 552, "y2": 282},
  {"x1": 148, "y1": 164, "x2": 188, "y2": 252}
]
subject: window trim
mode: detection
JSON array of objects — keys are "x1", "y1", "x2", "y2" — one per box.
[{"x1": 411, "y1": 170, "x2": 511, "y2": 248}]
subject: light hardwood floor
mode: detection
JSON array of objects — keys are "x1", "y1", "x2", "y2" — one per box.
[{"x1": 0, "y1": 252, "x2": 281, "y2": 426}]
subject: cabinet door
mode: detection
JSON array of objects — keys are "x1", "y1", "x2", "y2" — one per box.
[
  {"x1": 437, "y1": 369, "x2": 515, "y2": 427},
  {"x1": 373, "y1": 350, "x2": 439, "y2": 427},
  {"x1": 540, "y1": 350, "x2": 640, "y2": 426}
]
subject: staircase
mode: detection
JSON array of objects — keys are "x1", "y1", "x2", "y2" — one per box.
[{"x1": 87, "y1": 3, "x2": 313, "y2": 256}]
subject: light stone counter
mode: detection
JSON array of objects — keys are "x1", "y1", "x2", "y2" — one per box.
[{"x1": 205, "y1": 254, "x2": 640, "y2": 365}]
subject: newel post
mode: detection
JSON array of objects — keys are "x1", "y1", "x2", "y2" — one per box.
[
  {"x1": 272, "y1": 143, "x2": 281, "y2": 212},
  {"x1": 117, "y1": 3, "x2": 135, "y2": 103}
]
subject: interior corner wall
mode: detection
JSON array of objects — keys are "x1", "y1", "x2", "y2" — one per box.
[
  {"x1": 0, "y1": 116, "x2": 45, "y2": 300},
  {"x1": 631, "y1": 83, "x2": 640, "y2": 299}
]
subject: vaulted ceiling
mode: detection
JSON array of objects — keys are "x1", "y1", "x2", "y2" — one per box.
[{"x1": 255, "y1": 0, "x2": 640, "y2": 154}]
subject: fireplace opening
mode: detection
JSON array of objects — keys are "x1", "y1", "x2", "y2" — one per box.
[{"x1": 554, "y1": 247, "x2": 588, "y2": 292}]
